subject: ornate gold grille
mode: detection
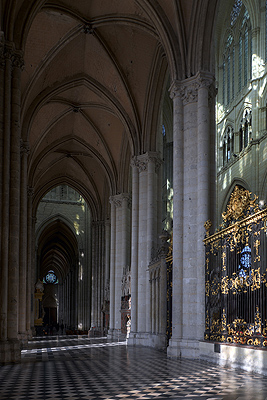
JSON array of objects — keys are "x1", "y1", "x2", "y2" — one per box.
[{"x1": 204, "y1": 186, "x2": 267, "y2": 347}]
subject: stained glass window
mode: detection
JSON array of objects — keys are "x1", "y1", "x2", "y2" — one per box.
[
  {"x1": 232, "y1": 46, "x2": 235, "y2": 99},
  {"x1": 227, "y1": 53, "x2": 231, "y2": 104},
  {"x1": 43, "y1": 270, "x2": 58, "y2": 284},
  {"x1": 238, "y1": 36, "x2": 242, "y2": 91},
  {"x1": 231, "y1": 0, "x2": 242, "y2": 26},
  {"x1": 244, "y1": 27, "x2": 248, "y2": 85}
]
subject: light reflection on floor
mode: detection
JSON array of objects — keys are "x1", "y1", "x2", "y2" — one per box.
[{"x1": 0, "y1": 336, "x2": 267, "y2": 399}]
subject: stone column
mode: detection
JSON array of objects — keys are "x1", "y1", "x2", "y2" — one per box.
[
  {"x1": 108, "y1": 200, "x2": 116, "y2": 333},
  {"x1": 105, "y1": 218, "x2": 111, "y2": 291},
  {"x1": 129, "y1": 158, "x2": 139, "y2": 334},
  {"x1": 197, "y1": 73, "x2": 215, "y2": 342},
  {"x1": 8, "y1": 50, "x2": 23, "y2": 343},
  {"x1": 90, "y1": 222, "x2": 96, "y2": 328},
  {"x1": 146, "y1": 153, "x2": 161, "y2": 333},
  {"x1": 19, "y1": 141, "x2": 29, "y2": 340},
  {"x1": 108, "y1": 194, "x2": 130, "y2": 338},
  {"x1": 168, "y1": 72, "x2": 216, "y2": 359},
  {"x1": 167, "y1": 81, "x2": 184, "y2": 357},
  {"x1": 137, "y1": 157, "x2": 147, "y2": 334},
  {"x1": 0, "y1": 44, "x2": 12, "y2": 346},
  {"x1": 26, "y1": 188, "x2": 34, "y2": 337}
]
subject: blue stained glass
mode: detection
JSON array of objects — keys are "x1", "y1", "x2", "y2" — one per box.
[
  {"x1": 238, "y1": 245, "x2": 251, "y2": 277},
  {"x1": 44, "y1": 270, "x2": 58, "y2": 284}
]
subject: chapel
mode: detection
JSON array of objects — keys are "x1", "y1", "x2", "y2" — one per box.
[{"x1": 1, "y1": 0, "x2": 267, "y2": 374}]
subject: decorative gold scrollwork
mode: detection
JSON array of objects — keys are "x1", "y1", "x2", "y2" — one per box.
[
  {"x1": 204, "y1": 220, "x2": 212, "y2": 237},
  {"x1": 222, "y1": 186, "x2": 258, "y2": 224}
]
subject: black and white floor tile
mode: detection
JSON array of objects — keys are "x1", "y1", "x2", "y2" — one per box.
[{"x1": 0, "y1": 336, "x2": 267, "y2": 399}]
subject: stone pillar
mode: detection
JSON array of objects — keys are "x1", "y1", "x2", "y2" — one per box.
[
  {"x1": 19, "y1": 141, "x2": 29, "y2": 341},
  {"x1": 168, "y1": 72, "x2": 216, "y2": 359},
  {"x1": 109, "y1": 194, "x2": 130, "y2": 337},
  {"x1": 0, "y1": 43, "x2": 24, "y2": 363},
  {"x1": 105, "y1": 218, "x2": 111, "y2": 290},
  {"x1": 167, "y1": 81, "x2": 184, "y2": 357},
  {"x1": 109, "y1": 200, "x2": 116, "y2": 333},
  {"x1": 91, "y1": 222, "x2": 97, "y2": 328},
  {"x1": 8, "y1": 50, "x2": 23, "y2": 342},
  {"x1": 26, "y1": 188, "x2": 34, "y2": 337},
  {"x1": 129, "y1": 159, "x2": 139, "y2": 334},
  {"x1": 137, "y1": 158, "x2": 147, "y2": 333},
  {"x1": 197, "y1": 74, "x2": 215, "y2": 342},
  {"x1": 26, "y1": 189, "x2": 32, "y2": 336},
  {"x1": 146, "y1": 153, "x2": 160, "y2": 333},
  {"x1": 0, "y1": 42, "x2": 11, "y2": 345},
  {"x1": 128, "y1": 153, "x2": 162, "y2": 346}
]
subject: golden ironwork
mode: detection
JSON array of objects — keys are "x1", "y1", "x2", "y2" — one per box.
[
  {"x1": 204, "y1": 219, "x2": 212, "y2": 237},
  {"x1": 204, "y1": 186, "x2": 267, "y2": 348},
  {"x1": 222, "y1": 186, "x2": 258, "y2": 224}
]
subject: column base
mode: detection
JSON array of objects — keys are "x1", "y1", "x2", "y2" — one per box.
[
  {"x1": 167, "y1": 338, "x2": 200, "y2": 359},
  {"x1": 107, "y1": 329, "x2": 126, "y2": 341},
  {"x1": 127, "y1": 332, "x2": 167, "y2": 350},
  {"x1": 199, "y1": 341, "x2": 267, "y2": 375},
  {"x1": 0, "y1": 339, "x2": 21, "y2": 364}
]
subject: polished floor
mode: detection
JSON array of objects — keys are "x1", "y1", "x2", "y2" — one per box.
[{"x1": 0, "y1": 336, "x2": 267, "y2": 399}]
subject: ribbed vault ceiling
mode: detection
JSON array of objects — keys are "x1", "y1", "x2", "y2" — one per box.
[{"x1": 1, "y1": 0, "x2": 218, "y2": 218}]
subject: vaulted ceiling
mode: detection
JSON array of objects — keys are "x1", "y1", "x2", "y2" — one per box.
[{"x1": 1, "y1": 0, "x2": 218, "y2": 219}]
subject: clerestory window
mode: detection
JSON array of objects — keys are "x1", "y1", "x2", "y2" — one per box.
[{"x1": 221, "y1": 1, "x2": 252, "y2": 107}]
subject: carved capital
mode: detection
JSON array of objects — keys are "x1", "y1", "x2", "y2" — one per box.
[
  {"x1": 131, "y1": 152, "x2": 162, "y2": 173},
  {"x1": 0, "y1": 41, "x2": 24, "y2": 70},
  {"x1": 12, "y1": 52, "x2": 24, "y2": 70},
  {"x1": 109, "y1": 194, "x2": 122, "y2": 208},
  {"x1": 27, "y1": 187, "x2": 34, "y2": 197},
  {"x1": 169, "y1": 80, "x2": 182, "y2": 100},
  {"x1": 169, "y1": 72, "x2": 216, "y2": 105},
  {"x1": 110, "y1": 193, "x2": 131, "y2": 208}
]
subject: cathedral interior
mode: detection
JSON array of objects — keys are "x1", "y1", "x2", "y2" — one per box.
[{"x1": 1, "y1": 0, "x2": 267, "y2": 395}]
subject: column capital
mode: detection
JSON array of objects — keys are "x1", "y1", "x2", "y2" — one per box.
[
  {"x1": 0, "y1": 41, "x2": 24, "y2": 70},
  {"x1": 131, "y1": 152, "x2": 162, "y2": 172},
  {"x1": 20, "y1": 140, "x2": 30, "y2": 156},
  {"x1": 169, "y1": 72, "x2": 216, "y2": 105},
  {"x1": 12, "y1": 51, "x2": 24, "y2": 70},
  {"x1": 110, "y1": 193, "x2": 131, "y2": 208}
]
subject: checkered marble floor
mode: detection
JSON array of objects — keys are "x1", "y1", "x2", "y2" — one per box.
[{"x1": 0, "y1": 336, "x2": 267, "y2": 399}]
